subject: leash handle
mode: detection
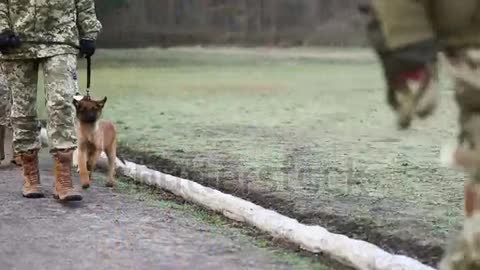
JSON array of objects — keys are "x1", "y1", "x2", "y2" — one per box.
[{"x1": 86, "y1": 56, "x2": 91, "y2": 97}]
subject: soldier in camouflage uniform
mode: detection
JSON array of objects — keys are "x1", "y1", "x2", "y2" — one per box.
[
  {"x1": 0, "y1": 0, "x2": 102, "y2": 201},
  {"x1": 361, "y1": 0, "x2": 480, "y2": 269}
]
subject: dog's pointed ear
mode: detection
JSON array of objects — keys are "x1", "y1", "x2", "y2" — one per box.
[
  {"x1": 98, "y1": 97, "x2": 107, "y2": 108},
  {"x1": 73, "y1": 94, "x2": 83, "y2": 108}
]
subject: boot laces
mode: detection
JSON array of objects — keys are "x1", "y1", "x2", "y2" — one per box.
[{"x1": 22, "y1": 151, "x2": 39, "y2": 185}]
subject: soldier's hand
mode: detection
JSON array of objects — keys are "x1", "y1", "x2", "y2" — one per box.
[
  {"x1": 386, "y1": 64, "x2": 439, "y2": 129},
  {"x1": 0, "y1": 30, "x2": 21, "y2": 53},
  {"x1": 79, "y1": 39, "x2": 96, "y2": 58},
  {"x1": 359, "y1": 4, "x2": 439, "y2": 129}
]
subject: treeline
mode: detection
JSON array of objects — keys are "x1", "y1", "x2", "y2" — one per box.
[{"x1": 95, "y1": 0, "x2": 368, "y2": 48}]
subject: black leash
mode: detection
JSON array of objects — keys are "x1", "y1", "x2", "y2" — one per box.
[{"x1": 86, "y1": 56, "x2": 91, "y2": 98}]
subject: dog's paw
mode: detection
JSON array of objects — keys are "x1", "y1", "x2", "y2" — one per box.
[
  {"x1": 105, "y1": 181, "x2": 115, "y2": 188},
  {"x1": 80, "y1": 176, "x2": 91, "y2": 190}
]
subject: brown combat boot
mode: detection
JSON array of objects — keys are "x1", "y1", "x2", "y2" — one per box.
[
  {"x1": 20, "y1": 150, "x2": 44, "y2": 198},
  {"x1": 53, "y1": 150, "x2": 82, "y2": 202}
]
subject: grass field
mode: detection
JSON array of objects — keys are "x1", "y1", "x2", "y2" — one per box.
[{"x1": 38, "y1": 47, "x2": 463, "y2": 265}]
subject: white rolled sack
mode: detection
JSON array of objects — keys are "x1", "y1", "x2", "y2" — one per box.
[{"x1": 40, "y1": 129, "x2": 437, "y2": 270}]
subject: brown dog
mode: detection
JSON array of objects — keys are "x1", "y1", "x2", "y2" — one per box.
[{"x1": 73, "y1": 95, "x2": 123, "y2": 189}]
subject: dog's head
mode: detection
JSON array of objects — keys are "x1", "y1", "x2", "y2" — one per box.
[{"x1": 73, "y1": 96, "x2": 107, "y2": 123}]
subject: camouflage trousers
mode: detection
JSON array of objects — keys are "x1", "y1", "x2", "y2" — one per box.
[
  {"x1": 448, "y1": 51, "x2": 480, "y2": 158},
  {"x1": 439, "y1": 50, "x2": 480, "y2": 270},
  {"x1": 2, "y1": 54, "x2": 78, "y2": 153},
  {"x1": 0, "y1": 63, "x2": 10, "y2": 127}
]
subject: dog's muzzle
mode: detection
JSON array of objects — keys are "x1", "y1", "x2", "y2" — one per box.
[{"x1": 80, "y1": 112, "x2": 98, "y2": 123}]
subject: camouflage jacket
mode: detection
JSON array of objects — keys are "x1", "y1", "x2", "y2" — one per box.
[
  {"x1": 0, "y1": 0, "x2": 102, "y2": 60},
  {"x1": 370, "y1": 0, "x2": 480, "y2": 50}
]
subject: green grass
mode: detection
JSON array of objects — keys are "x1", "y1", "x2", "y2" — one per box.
[{"x1": 36, "y1": 47, "x2": 463, "y2": 248}]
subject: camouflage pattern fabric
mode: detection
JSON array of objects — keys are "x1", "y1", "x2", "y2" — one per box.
[
  {"x1": 447, "y1": 50, "x2": 480, "y2": 180},
  {"x1": 432, "y1": 50, "x2": 480, "y2": 270},
  {"x1": 0, "y1": 63, "x2": 10, "y2": 126},
  {"x1": 0, "y1": 0, "x2": 102, "y2": 60},
  {"x1": 439, "y1": 209, "x2": 480, "y2": 270},
  {"x1": 3, "y1": 54, "x2": 78, "y2": 153},
  {"x1": 371, "y1": 0, "x2": 480, "y2": 50}
]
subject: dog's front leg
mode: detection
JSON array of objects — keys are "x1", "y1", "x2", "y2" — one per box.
[
  {"x1": 78, "y1": 146, "x2": 91, "y2": 189},
  {"x1": 87, "y1": 150, "x2": 102, "y2": 184},
  {"x1": 105, "y1": 143, "x2": 117, "y2": 188}
]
